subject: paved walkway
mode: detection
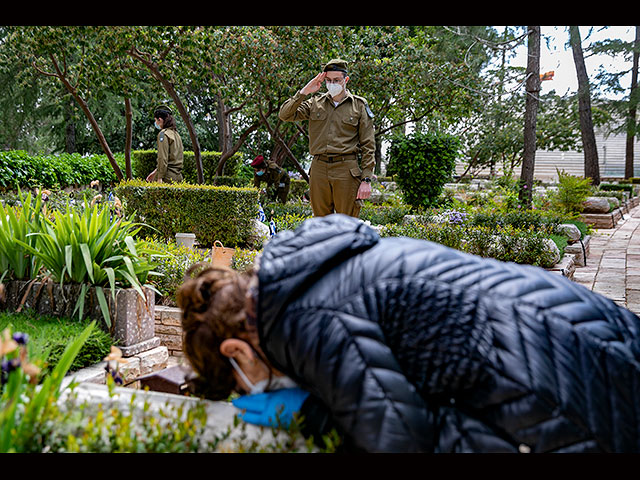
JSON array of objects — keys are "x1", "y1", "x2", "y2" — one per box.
[{"x1": 572, "y1": 203, "x2": 640, "y2": 316}]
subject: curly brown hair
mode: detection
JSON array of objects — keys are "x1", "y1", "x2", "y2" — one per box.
[{"x1": 177, "y1": 263, "x2": 256, "y2": 400}]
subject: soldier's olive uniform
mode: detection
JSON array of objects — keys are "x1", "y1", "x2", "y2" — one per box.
[
  {"x1": 254, "y1": 160, "x2": 291, "y2": 204},
  {"x1": 156, "y1": 127, "x2": 184, "y2": 183},
  {"x1": 279, "y1": 87, "x2": 375, "y2": 218}
]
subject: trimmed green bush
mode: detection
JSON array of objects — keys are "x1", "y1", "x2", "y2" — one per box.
[
  {"x1": 132, "y1": 150, "x2": 245, "y2": 182},
  {"x1": 387, "y1": 131, "x2": 459, "y2": 210},
  {"x1": 115, "y1": 180, "x2": 259, "y2": 248},
  {"x1": 0, "y1": 151, "x2": 123, "y2": 191},
  {"x1": 599, "y1": 183, "x2": 634, "y2": 195}
]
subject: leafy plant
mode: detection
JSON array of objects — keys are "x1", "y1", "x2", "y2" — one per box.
[
  {"x1": 139, "y1": 237, "x2": 210, "y2": 305},
  {"x1": 15, "y1": 197, "x2": 160, "y2": 327},
  {"x1": 388, "y1": 131, "x2": 459, "y2": 210},
  {"x1": 0, "y1": 321, "x2": 96, "y2": 453},
  {"x1": 0, "y1": 190, "x2": 44, "y2": 281},
  {"x1": 549, "y1": 169, "x2": 593, "y2": 216}
]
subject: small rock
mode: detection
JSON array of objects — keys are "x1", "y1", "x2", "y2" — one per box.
[{"x1": 557, "y1": 224, "x2": 582, "y2": 243}]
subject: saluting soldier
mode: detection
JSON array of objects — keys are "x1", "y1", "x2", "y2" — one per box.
[
  {"x1": 251, "y1": 155, "x2": 291, "y2": 204},
  {"x1": 146, "y1": 106, "x2": 184, "y2": 183},
  {"x1": 279, "y1": 58, "x2": 375, "y2": 218}
]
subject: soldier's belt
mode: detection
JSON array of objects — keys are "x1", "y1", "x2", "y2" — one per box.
[{"x1": 316, "y1": 154, "x2": 357, "y2": 163}]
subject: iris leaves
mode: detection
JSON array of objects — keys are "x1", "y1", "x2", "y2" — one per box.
[{"x1": 5, "y1": 193, "x2": 160, "y2": 328}]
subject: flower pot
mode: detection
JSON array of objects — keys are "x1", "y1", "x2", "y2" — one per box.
[{"x1": 175, "y1": 232, "x2": 196, "y2": 250}]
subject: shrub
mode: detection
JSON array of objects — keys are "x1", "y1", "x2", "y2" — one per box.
[
  {"x1": 115, "y1": 180, "x2": 259, "y2": 248},
  {"x1": 6, "y1": 191, "x2": 160, "y2": 326},
  {"x1": 0, "y1": 190, "x2": 45, "y2": 281},
  {"x1": 139, "y1": 237, "x2": 210, "y2": 305},
  {"x1": 0, "y1": 151, "x2": 123, "y2": 191},
  {"x1": 381, "y1": 222, "x2": 559, "y2": 267},
  {"x1": 388, "y1": 131, "x2": 459, "y2": 210},
  {"x1": 132, "y1": 150, "x2": 245, "y2": 182},
  {"x1": 232, "y1": 248, "x2": 262, "y2": 272},
  {"x1": 548, "y1": 169, "x2": 593, "y2": 216}
]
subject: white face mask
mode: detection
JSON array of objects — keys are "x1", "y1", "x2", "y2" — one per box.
[
  {"x1": 229, "y1": 357, "x2": 298, "y2": 394},
  {"x1": 326, "y1": 81, "x2": 343, "y2": 98}
]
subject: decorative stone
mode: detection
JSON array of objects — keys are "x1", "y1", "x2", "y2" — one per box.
[
  {"x1": 246, "y1": 219, "x2": 270, "y2": 249},
  {"x1": 583, "y1": 197, "x2": 611, "y2": 214},
  {"x1": 557, "y1": 223, "x2": 582, "y2": 244},
  {"x1": 541, "y1": 238, "x2": 561, "y2": 267}
]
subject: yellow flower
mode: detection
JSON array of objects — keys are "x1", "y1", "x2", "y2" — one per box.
[
  {"x1": 104, "y1": 346, "x2": 128, "y2": 364},
  {"x1": 0, "y1": 328, "x2": 18, "y2": 357}
]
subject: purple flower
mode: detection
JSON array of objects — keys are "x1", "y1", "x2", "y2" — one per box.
[{"x1": 12, "y1": 332, "x2": 28, "y2": 345}]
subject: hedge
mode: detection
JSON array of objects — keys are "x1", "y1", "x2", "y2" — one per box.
[
  {"x1": 132, "y1": 150, "x2": 245, "y2": 183},
  {"x1": 115, "y1": 180, "x2": 259, "y2": 248},
  {"x1": 0, "y1": 151, "x2": 123, "y2": 190}
]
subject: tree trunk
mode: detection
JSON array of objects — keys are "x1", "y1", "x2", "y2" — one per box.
[
  {"x1": 124, "y1": 97, "x2": 133, "y2": 179},
  {"x1": 569, "y1": 26, "x2": 600, "y2": 186},
  {"x1": 64, "y1": 96, "x2": 76, "y2": 154},
  {"x1": 128, "y1": 48, "x2": 204, "y2": 184},
  {"x1": 216, "y1": 94, "x2": 233, "y2": 154},
  {"x1": 625, "y1": 26, "x2": 640, "y2": 179},
  {"x1": 519, "y1": 26, "x2": 540, "y2": 208},
  {"x1": 40, "y1": 55, "x2": 124, "y2": 180}
]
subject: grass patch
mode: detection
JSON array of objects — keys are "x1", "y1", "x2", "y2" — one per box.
[{"x1": 0, "y1": 310, "x2": 113, "y2": 375}]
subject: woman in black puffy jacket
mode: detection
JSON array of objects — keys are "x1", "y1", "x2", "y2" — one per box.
[{"x1": 177, "y1": 214, "x2": 640, "y2": 453}]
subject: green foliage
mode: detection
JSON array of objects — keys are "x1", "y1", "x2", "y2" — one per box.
[
  {"x1": 115, "y1": 180, "x2": 259, "y2": 248},
  {"x1": 0, "y1": 321, "x2": 96, "y2": 453},
  {"x1": 132, "y1": 150, "x2": 245, "y2": 182},
  {"x1": 0, "y1": 190, "x2": 44, "y2": 281},
  {"x1": 139, "y1": 237, "x2": 210, "y2": 305},
  {"x1": 469, "y1": 207, "x2": 569, "y2": 234},
  {"x1": 0, "y1": 151, "x2": 123, "y2": 191},
  {"x1": 598, "y1": 183, "x2": 634, "y2": 195},
  {"x1": 388, "y1": 131, "x2": 459, "y2": 209},
  {"x1": 0, "y1": 311, "x2": 112, "y2": 375},
  {"x1": 381, "y1": 221, "x2": 559, "y2": 268},
  {"x1": 548, "y1": 169, "x2": 593, "y2": 216},
  {"x1": 273, "y1": 212, "x2": 309, "y2": 232},
  {"x1": 232, "y1": 248, "x2": 261, "y2": 273},
  {"x1": 8, "y1": 191, "x2": 160, "y2": 327}
]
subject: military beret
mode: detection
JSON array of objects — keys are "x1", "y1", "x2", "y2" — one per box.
[
  {"x1": 323, "y1": 59, "x2": 348, "y2": 74},
  {"x1": 251, "y1": 155, "x2": 266, "y2": 167},
  {"x1": 154, "y1": 105, "x2": 173, "y2": 117}
]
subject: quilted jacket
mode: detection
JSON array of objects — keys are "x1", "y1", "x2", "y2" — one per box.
[{"x1": 256, "y1": 214, "x2": 640, "y2": 453}]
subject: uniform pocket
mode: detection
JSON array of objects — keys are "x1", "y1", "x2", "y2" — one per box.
[
  {"x1": 310, "y1": 104, "x2": 328, "y2": 121},
  {"x1": 349, "y1": 166, "x2": 362, "y2": 180}
]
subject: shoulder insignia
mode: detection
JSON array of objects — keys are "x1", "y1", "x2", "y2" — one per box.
[
  {"x1": 353, "y1": 94, "x2": 374, "y2": 118},
  {"x1": 365, "y1": 103, "x2": 374, "y2": 119}
]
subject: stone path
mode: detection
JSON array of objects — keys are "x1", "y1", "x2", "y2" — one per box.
[{"x1": 572, "y1": 203, "x2": 640, "y2": 316}]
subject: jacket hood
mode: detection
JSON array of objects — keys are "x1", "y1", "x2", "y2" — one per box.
[{"x1": 257, "y1": 214, "x2": 380, "y2": 339}]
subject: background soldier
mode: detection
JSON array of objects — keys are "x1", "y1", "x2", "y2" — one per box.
[
  {"x1": 251, "y1": 155, "x2": 290, "y2": 204},
  {"x1": 146, "y1": 106, "x2": 184, "y2": 183},
  {"x1": 279, "y1": 58, "x2": 375, "y2": 218}
]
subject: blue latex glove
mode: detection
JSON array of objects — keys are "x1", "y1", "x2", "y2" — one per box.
[{"x1": 232, "y1": 388, "x2": 310, "y2": 428}]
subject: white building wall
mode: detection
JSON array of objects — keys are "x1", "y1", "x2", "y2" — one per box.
[{"x1": 455, "y1": 132, "x2": 640, "y2": 182}]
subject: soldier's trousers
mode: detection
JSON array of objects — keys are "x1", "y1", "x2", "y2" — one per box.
[{"x1": 309, "y1": 155, "x2": 362, "y2": 218}]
